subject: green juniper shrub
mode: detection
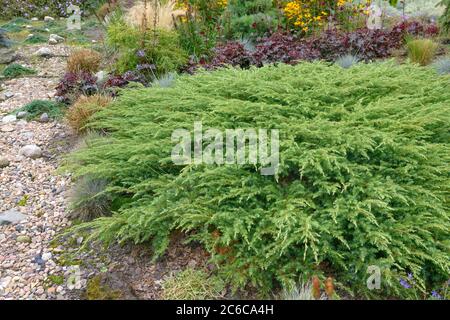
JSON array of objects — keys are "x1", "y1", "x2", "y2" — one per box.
[
  {"x1": 0, "y1": 18, "x2": 28, "y2": 33},
  {"x1": 64, "y1": 61, "x2": 450, "y2": 299},
  {"x1": 24, "y1": 34, "x2": 47, "y2": 44},
  {"x1": 222, "y1": 0, "x2": 280, "y2": 40},
  {"x1": 14, "y1": 100, "x2": 66, "y2": 120},
  {"x1": 2, "y1": 63, "x2": 36, "y2": 78}
]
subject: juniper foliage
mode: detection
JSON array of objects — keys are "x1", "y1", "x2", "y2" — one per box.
[{"x1": 64, "y1": 61, "x2": 450, "y2": 298}]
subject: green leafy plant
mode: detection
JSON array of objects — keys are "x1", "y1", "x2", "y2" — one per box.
[
  {"x1": 106, "y1": 12, "x2": 188, "y2": 76},
  {"x1": 173, "y1": 0, "x2": 227, "y2": 57},
  {"x1": 407, "y1": 38, "x2": 438, "y2": 66},
  {"x1": 2, "y1": 63, "x2": 36, "y2": 78},
  {"x1": 14, "y1": 100, "x2": 66, "y2": 119},
  {"x1": 161, "y1": 268, "x2": 225, "y2": 300},
  {"x1": 64, "y1": 61, "x2": 450, "y2": 298}
]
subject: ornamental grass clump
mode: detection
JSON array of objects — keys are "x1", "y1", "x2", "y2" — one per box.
[
  {"x1": 407, "y1": 38, "x2": 439, "y2": 66},
  {"x1": 66, "y1": 94, "x2": 112, "y2": 133},
  {"x1": 66, "y1": 48, "x2": 102, "y2": 74},
  {"x1": 64, "y1": 61, "x2": 450, "y2": 299}
]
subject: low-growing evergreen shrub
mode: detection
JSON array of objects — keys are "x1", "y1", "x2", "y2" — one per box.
[
  {"x1": 64, "y1": 61, "x2": 450, "y2": 298},
  {"x1": 2, "y1": 63, "x2": 36, "y2": 78},
  {"x1": 24, "y1": 34, "x2": 47, "y2": 44},
  {"x1": 14, "y1": 100, "x2": 66, "y2": 119}
]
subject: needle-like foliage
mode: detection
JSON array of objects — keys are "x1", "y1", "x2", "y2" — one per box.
[{"x1": 64, "y1": 61, "x2": 450, "y2": 298}]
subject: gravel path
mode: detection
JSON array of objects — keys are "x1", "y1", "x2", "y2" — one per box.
[
  {"x1": 0, "y1": 44, "x2": 213, "y2": 301},
  {"x1": 0, "y1": 45, "x2": 78, "y2": 300}
]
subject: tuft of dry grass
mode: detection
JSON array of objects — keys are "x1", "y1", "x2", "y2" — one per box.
[
  {"x1": 66, "y1": 48, "x2": 102, "y2": 73},
  {"x1": 125, "y1": 0, "x2": 186, "y2": 30},
  {"x1": 66, "y1": 94, "x2": 112, "y2": 133},
  {"x1": 407, "y1": 38, "x2": 438, "y2": 66},
  {"x1": 97, "y1": 1, "x2": 119, "y2": 22}
]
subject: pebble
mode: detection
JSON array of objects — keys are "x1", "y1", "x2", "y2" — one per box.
[
  {"x1": 0, "y1": 209, "x2": 27, "y2": 225},
  {"x1": 16, "y1": 111, "x2": 29, "y2": 119},
  {"x1": 0, "y1": 156, "x2": 10, "y2": 168},
  {"x1": 39, "y1": 113, "x2": 49, "y2": 123},
  {"x1": 16, "y1": 235, "x2": 32, "y2": 243}
]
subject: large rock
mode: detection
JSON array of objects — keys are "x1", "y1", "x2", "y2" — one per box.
[
  {"x1": 2, "y1": 115, "x2": 17, "y2": 123},
  {"x1": 0, "y1": 209, "x2": 27, "y2": 225},
  {"x1": 19, "y1": 145, "x2": 43, "y2": 159},
  {"x1": 34, "y1": 47, "x2": 53, "y2": 58},
  {"x1": 0, "y1": 48, "x2": 16, "y2": 64},
  {"x1": 49, "y1": 34, "x2": 64, "y2": 44},
  {"x1": 44, "y1": 16, "x2": 55, "y2": 22}
]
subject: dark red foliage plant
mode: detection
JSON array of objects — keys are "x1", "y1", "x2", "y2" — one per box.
[{"x1": 55, "y1": 72, "x2": 98, "y2": 103}]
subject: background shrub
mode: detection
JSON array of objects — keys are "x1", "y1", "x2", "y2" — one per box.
[
  {"x1": 0, "y1": 0, "x2": 105, "y2": 19},
  {"x1": 67, "y1": 49, "x2": 102, "y2": 74},
  {"x1": 66, "y1": 94, "x2": 112, "y2": 133},
  {"x1": 106, "y1": 13, "x2": 188, "y2": 77},
  {"x1": 65, "y1": 61, "x2": 450, "y2": 298},
  {"x1": 439, "y1": 0, "x2": 450, "y2": 33},
  {"x1": 222, "y1": 0, "x2": 279, "y2": 40}
]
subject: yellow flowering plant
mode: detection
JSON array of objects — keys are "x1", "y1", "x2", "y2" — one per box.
[
  {"x1": 283, "y1": 0, "x2": 372, "y2": 33},
  {"x1": 174, "y1": 0, "x2": 229, "y2": 56}
]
